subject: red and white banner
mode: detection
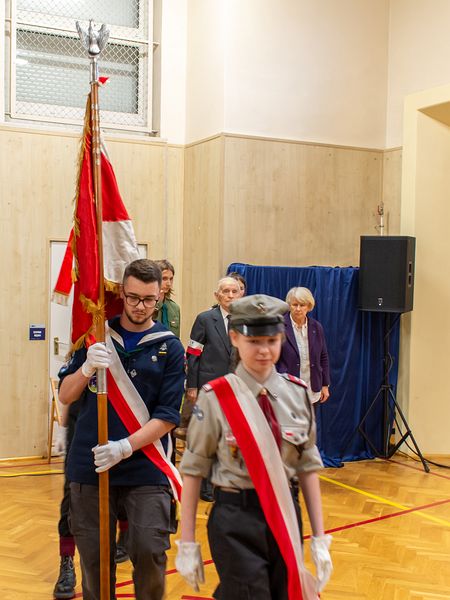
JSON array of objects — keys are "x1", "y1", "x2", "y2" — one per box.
[
  {"x1": 52, "y1": 96, "x2": 140, "y2": 350},
  {"x1": 209, "y1": 374, "x2": 318, "y2": 600}
]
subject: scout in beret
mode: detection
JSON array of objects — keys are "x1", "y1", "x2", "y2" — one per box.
[{"x1": 176, "y1": 294, "x2": 332, "y2": 599}]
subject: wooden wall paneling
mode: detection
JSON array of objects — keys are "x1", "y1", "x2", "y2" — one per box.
[
  {"x1": 222, "y1": 135, "x2": 384, "y2": 270},
  {"x1": 181, "y1": 136, "x2": 224, "y2": 342},
  {"x1": 0, "y1": 128, "x2": 80, "y2": 459},
  {"x1": 0, "y1": 126, "x2": 172, "y2": 458},
  {"x1": 105, "y1": 138, "x2": 166, "y2": 256}
]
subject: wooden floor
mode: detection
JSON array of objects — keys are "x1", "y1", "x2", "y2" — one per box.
[{"x1": 0, "y1": 454, "x2": 449, "y2": 599}]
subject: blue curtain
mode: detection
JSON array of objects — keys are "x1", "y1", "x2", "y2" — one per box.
[{"x1": 227, "y1": 263, "x2": 400, "y2": 467}]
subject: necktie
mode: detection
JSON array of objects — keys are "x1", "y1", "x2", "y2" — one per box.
[
  {"x1": 258, "y1": 388, "x2": 282, "y2": 449},
  {"x1": 225, "y1": 314, "x2": 230, "y2": 332}
]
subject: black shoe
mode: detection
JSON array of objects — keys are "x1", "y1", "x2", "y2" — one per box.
[
  {"x1": 115, "y1": 529, "x2": 129, "y2": 563},
  {"x1": 53, "y1": 555, "x2": 76, "y2": 599},
  {"x1": 200, "y1": 478, "x2": 214, "y2": 502},
  {"x1": 200, "y1": 491, "x2": 214, "y2": 502}
]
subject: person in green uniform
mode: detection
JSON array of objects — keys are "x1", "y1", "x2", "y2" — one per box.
[{"x1": 154, "y1": 259, "x2": 181, "y2": 336}]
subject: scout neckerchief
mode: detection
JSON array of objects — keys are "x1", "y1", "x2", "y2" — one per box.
[
  {"x1": 104, "y1": 322, "x2": 182, "y2": 501},
  {"x1": 209, "y1": 373, "x2": 318, "y2": 600}
]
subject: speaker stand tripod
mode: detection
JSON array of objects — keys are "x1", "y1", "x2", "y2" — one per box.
[{"x1": 351, "y1": 313, "x2": 429, "y2": 473}]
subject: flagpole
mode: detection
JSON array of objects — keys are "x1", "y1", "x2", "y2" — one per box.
[{"x1": 77, "y1": 20, "x2": 111, "y2": 600}]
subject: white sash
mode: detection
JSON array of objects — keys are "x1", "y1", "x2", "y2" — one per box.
[{"x1": 105, "y1": 323, "x2": 182, "y2": 500}]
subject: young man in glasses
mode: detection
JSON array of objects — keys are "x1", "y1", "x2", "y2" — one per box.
[{"x1": 58, "y1": 259, "x2": 185, "y2": 600}]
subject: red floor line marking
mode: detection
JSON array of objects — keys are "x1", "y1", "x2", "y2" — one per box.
[
  {"x1": 387, "y1": 458, "x2": 450, "y2": 481},
  {"x1": 101, "y1": 560, "x2": 216, "y2": 594},
  {"x1": 318, "y1": 496, "x2": 450, "y2": 536},
  {"x1": 75, "y1": 593, "x2": 136, "y2": 599},
  {"x1": 166, "y1": 559, "x2": 214, "y2": 576}
]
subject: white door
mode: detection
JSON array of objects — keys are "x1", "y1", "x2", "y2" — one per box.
[
  {"x1": 48, "y1": 241, "x2": 73, "y2": 454},
  {"x1": 49, "y1": 241, "x2": 73, "y2": 380}
]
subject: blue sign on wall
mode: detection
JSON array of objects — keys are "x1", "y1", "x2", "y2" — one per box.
[{"x1": 29, "y1": 324, "x2": 46, "y2": 341}]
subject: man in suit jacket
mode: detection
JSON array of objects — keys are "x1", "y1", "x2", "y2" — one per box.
[
  {"x1": 183, "y1": 276, "x2": 241, "y2": 500},
  {"x1": 186, "y1": 276, "x2": 241, "y2": 399}
]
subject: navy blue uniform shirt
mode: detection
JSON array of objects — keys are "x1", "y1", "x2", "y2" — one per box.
[{"x1": 59, "y1": 317, "x2": 185, "y2": 486}]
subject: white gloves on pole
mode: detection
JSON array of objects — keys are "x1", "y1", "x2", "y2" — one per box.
[
  {"x1": 93, "y1": 438, "x2": 133, "y2": 473},
  {"x1": 310, "y1": 534, "x2": 333, "y2": 592},
  {"x1": 81, "y1": 342, "x2": 112, "y2": 378},
  {"x1": 175, "y1": 540, "x2": 205, "y2": 592}
]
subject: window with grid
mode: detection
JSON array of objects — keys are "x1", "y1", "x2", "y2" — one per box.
[{"x1": 6, "y1": 0, "x2": 157, "y2": 132}]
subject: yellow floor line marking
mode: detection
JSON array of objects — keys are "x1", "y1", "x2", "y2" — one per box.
[
  {"x1": 0, "y1": 469, "x2": 64, "y2": 477},
  {"x1": 320, "y1": 474, "x2": 450, "y2": 528}
]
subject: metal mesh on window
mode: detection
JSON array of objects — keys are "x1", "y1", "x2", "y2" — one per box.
[
  {"x1": 17, "y1": 0, "x2": 147, "y2": 40},
  {"x1": 11, "y1": 1, "x2": 151, "y2": 130}
]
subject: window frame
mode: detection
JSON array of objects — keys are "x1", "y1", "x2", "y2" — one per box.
[{"x1": 6, "y1": 0, "x2": 156, "y2": 133}]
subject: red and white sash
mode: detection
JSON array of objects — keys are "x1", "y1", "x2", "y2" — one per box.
[
  {"x1": 209, "y1": 374, "x2": 317, "y2": 600},
  {"x1": 104, "y1": 324, "x2": 182, "y2": 500}
]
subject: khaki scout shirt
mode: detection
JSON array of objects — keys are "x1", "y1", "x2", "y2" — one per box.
[{"x1": 180, "y1": 363, "x2": 323, "y2": 489}]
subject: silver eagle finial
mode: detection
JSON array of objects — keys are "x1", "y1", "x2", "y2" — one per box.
[{"x1": 76, "y1": 20, "x2": 109, "y2": 57}]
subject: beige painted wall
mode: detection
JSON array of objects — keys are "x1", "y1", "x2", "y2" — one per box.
[
  {"x1": 387, "y1": 0, "x2": 450, "y2": 147},
  {"x1": 382, "y1": 148, "x2": 402, "y2": 235},
  {"x1": 223, "y1": 0, "x2": 389, "y2": 148},
  {"x1": 399, "y1": 85, "x2": 450, "y2": 454},
  {"x1": 0, "y1": 125, "x2": 184, "y2": 458}
]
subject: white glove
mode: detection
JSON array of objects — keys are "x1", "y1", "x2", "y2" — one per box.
[
  {"x1": 175, "y1": 540, "x2": 205, "y2": 592},
  {"x1": 81, "y1": 342, "x2": 111, "y2": 378},
  {"x1": 310, "y1": 534, "x2": 333, "y2": 592},
  {"x1": 92, "y1": 438, "x2": 133, "y2": 473}
]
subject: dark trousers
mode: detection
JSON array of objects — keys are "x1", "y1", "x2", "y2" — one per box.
[
  {"x1": 58, "y1": 411, "x2": 127, "y2": 541},
  {"x1": 207, "y1": 489, "x2": 302, "y2": 600},
  {"x1": 58, "y1": 412, "x2": 77, "y2": 539},
  {"x1": 70, "y1": 483, "x2": 176, "y2": 600}
]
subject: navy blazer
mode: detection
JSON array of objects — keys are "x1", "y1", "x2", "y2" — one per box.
[
  {"x1": 276, "y1": 314, "x2": 330, "y2": 392},
  {"x1": 186, "y1": 306, "x2": 232, "y2": 389}
]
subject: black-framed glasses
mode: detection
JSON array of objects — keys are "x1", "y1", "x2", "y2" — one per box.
[{"x1": 124, "y1": 293, "x2": 158, "y2": 309}]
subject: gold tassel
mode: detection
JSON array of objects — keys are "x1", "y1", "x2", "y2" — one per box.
[{"x1": 104, "y1": 279, "x2": 121, "y2": 296}]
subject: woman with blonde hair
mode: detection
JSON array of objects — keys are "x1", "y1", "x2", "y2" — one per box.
[{"x1": 276, "y1": 287, "x2": 330, "y2": 407}]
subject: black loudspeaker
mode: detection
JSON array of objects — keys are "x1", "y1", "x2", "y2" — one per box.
[{"x1": 358, "y1": 236, "x2": 416, "y2": 313}]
